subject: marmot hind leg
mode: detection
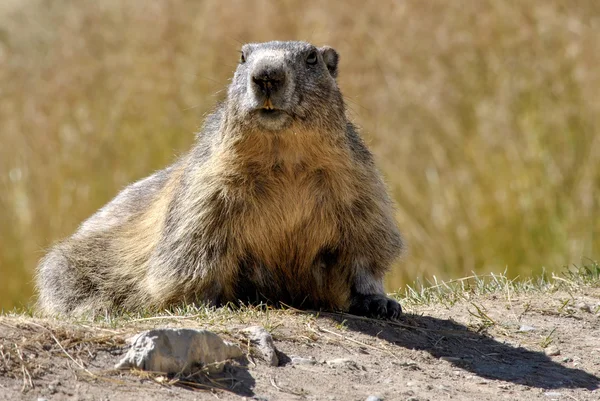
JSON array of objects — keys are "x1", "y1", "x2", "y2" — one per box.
[{"x1": 36, "y1": 245, "x2": 110, "y2": 316}]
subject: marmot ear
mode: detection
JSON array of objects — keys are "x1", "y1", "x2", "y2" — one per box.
[{"x1": 320, "y1": 46, "x2": 339, "y2": 78}]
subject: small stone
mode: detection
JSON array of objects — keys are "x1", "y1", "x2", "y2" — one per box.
[
  {"x1": 48, "y1": 384, "x2": 56, "y2": 394},
  {"x1": 365, "y1": 396, "x2": 383, "y2": 401},
  {"x1": 241, "y1": 326, "x2": 279, "y2": 366},
  {"x1": 326, "y1": 358, "x2": 358, "y2": 369},
  {"x1": 291, "y1": 356, "x2": 317, "y2": 365},
  {"x1": 577, "y1": 302, "x2": 592, "y2": 313},
  {"x1": 392, "y1": 360, "x2": 419, "y2": 370},
  {"x1": 544, "y1": 391, "x2": 562, "y2": 399},
  {"x1": 561, "y1": 356, "x2": 573, "y2": 363},
  {"x1": 115, "y1": 328, "x2": 243, "y2": 374},
  {"x1": 406, "y1": 398, "x2": 419, "y2": 401},
  {"x1": 518, "y1": 325, "x2": 536, "y2": 332},
  {"x1": 37, "y1": 399, "x2": 49, "y2": 401},
  {"x1": 544, "y1": 346, "x2": 560, "y2": 357},
  {"x1": 439, "y1": 356, "x2": 462, "y2": 363}
]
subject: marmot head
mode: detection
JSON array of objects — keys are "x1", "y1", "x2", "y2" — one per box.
[{"x1": 227, "y1": 41, "x2": 344, "y2": 132}]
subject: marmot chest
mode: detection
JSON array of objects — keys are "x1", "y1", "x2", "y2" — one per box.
[{"x1": 232, "y1": 165, "x2": 354, "y2": 267}]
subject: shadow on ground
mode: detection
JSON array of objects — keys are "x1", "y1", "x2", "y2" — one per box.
[
  {"x1": 325, "y1": 313, "x2": 599, "y2": 390},
  {"x1": 166, "y1": 360, "x2": 256, "y2": 397}
]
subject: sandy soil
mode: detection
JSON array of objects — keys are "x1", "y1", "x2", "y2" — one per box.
[{"x1": 1, "y1": 286, "x2": 599, "y2": 401}]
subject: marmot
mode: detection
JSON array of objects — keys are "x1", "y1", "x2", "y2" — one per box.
[{"x1": 36, "y1": 41, "x2": 404, "y2": 319}]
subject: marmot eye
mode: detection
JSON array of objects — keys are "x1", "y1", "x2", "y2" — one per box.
[
  {"x1": 306, "y1": 51, "x2": 318, "y2": 65},
  {"x1": 240, "y1": 51, "x2": 246, "y2": 64}
]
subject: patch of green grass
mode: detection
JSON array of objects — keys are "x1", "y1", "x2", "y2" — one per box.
[
  {"x1": 394, "y1": 261, "x2": 600, "y2": 308},
  {"x1": 467, "y1": 303, "x2": 497, "y2": 332},
  {"x1": 540, "y1": 327, "x2": 557, "y2": 349}
]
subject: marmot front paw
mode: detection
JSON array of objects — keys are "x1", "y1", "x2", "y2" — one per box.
[{"x1": 349, "y1": 293, "x2": 402, "y2": 320}]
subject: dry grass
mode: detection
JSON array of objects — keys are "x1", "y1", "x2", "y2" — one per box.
[
  {"x1": 1, "y1": 0, "x2": 599, "y2": 309},
  {"x1": 0, "y1": 317, "x2": 126, "y2": 390}
]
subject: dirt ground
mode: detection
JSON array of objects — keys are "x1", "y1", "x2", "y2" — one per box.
[{"x1": 1, "y1": 286, "x2": 599, "y2": 401}]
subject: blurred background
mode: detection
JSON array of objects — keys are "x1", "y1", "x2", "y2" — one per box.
[{"x1": 1, "y1": 0, "x2": 599, "y2": 310}]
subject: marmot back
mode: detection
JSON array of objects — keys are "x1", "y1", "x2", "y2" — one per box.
[{"x1": 36, "y1": 41, "x2": 404, "y2": 318}]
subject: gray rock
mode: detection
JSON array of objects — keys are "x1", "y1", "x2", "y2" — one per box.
[
  {"x1": 544, "y1": 345, "x2": 561, "y2": 357},
  {"x1": 115, "y1": 328, "x2": 243, "y2": 374},
  {"x1": 437, "y1": 384, "x2": 451, "y2": 392},
  {"x1": 291, "y1": 356, "x2": 317, "y2": 365},
  {"x1": 439, "y1": 356, "x2": 462, "y2": 363},
  {"x1": 242, "y1": 326, "x2": 279, "y2": 366},
  {"x1": 577, "y1": 302, "x2": 592, "y2": 313},
  {"x1": 392, "y1": 360, "x2": 419, "y2": 370},
  {"x1": 518, "y1": 325, "x2": 536, "y2": 332},
  {"x1": 366, "y1": 396, "x2": 383, "y2": 401},
  {"x1": 544, "y1": 392, "x2": 562, "y2": 399},
  {"x1": 326, "y1": 357, "x2": 358, "y2": 369}
]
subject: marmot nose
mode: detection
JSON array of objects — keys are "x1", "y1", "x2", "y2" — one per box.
[{"x1": 252, "y1": 67, "x2": 286, "y2": 95}]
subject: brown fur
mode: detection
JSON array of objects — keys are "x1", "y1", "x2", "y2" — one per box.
[{"x1": 36, "y1": 41, "x2": 404, "y2": 318}]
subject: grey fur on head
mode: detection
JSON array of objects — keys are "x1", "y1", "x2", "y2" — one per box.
[
  {"x1": 227, "y1": 41, "x2": 344, "y2": 132},
  {"x1": 36, "y1": 41, "x2": 404, "y2": 319}
]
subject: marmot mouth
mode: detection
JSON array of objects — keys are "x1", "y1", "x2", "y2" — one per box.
[{"x1": 257, "y1": 108, "x2": 287, "y2": 119}]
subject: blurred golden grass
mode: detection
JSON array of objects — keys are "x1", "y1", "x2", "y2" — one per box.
[{"x1": 1, "y1": 0, "x2": 599, "y2": 310}]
